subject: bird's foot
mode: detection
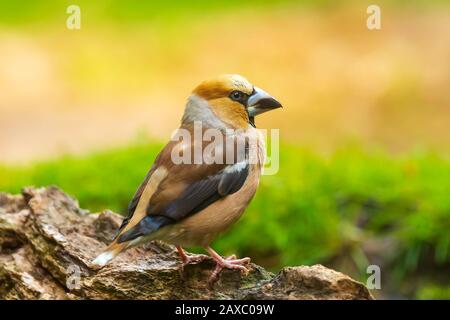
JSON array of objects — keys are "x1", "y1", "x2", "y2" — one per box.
[
  {"x1": 176, "y1": 246, "x2": 208, "y2": 275},
  {"x1": 181, "y1": 253, "x2": 208, "y2": 265},
  {"x1": 206, "y1": 248, "x2": 251, "y2": 288}
]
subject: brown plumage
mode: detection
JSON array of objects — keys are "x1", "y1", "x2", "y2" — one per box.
[{"x1": 92, "y1": 74, "x2": 282, "y2": 284}]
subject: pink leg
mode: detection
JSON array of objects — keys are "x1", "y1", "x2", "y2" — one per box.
[
  {"x1": 205, "y1": 246, "x2": 251, "y2": 286},
  {"x1": 176, "y1": 245, "x2": 190, "y2": 264}
]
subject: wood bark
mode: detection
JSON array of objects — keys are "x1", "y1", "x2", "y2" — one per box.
[{"x1": 0, "y1": 186, "x2": 373, "y2": 300}]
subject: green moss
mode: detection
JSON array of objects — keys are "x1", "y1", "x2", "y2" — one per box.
[{"x1": 417, "y1": 285, "x2": 450, "y2": 299}]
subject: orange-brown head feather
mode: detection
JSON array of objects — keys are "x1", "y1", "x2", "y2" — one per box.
[{"x1": 191, "y1": 74, "x2": 254, "y2": 129}]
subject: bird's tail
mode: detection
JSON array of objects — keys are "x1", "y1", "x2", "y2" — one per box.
[{"x1": 91, "y1": 241, "x2": 128, "y2": 269}]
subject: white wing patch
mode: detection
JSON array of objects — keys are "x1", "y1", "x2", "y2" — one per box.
[{"x1": 224, "y1": 160, "x2": 248, "y2": 173}]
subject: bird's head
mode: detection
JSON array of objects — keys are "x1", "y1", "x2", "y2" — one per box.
[{"x1": 183, "y1": 74, "x2": 282, "y2": 129}]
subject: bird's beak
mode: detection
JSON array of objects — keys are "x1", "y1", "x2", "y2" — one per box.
[{"x1": 247, "y1": 86, "x2": 282, "y2": 117}]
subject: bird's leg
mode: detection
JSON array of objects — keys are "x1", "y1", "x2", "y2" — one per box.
[
  {"x1": 205, "y1": 246, "x2": 251, "y2": 287},
  {"x1": 176, "y1": 246, "x2": 207, "y2": 272},
  {"x1": 176, "y1": 245, "x2": 190, "y2": 264}
]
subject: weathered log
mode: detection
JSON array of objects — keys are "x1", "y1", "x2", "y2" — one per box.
[{"x1": 0, "y1": 186, "x2": 373, "y2": 300}]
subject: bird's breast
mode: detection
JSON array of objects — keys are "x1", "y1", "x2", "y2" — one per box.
[{"x1": 161, "y1": 130, "x2": 266, "y2": 247}]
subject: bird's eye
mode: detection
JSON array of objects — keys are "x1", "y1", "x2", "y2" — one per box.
[{"x1": 230, "y1": 90, "x2": 243, "y2": 101}]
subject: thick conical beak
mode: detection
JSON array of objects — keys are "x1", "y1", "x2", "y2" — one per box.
[{"x1": 247, "y1": 87, "x2": 282, "y2": 117}]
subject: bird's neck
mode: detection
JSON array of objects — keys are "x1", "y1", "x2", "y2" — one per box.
[{"x1": 181, "y1": 94, "x2": 230, "y2": 131}]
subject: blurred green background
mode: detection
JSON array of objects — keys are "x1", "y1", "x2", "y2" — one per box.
[{"x1": 0, "y1": 0, "x2": 449, "y2": 299}]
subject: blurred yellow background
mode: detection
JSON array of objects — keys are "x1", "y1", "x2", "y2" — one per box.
[{"x1": 1, "y1": 1, "x2": 449, "y2": 163}]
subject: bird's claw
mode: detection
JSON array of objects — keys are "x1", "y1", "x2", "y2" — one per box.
[
  {"x1": 182, "y1": 253, "x2": 208, "y2": 265},
  {"x1": 178, "y1": 253, "x2": 208, "y2": 276},
  {"x1": 208, "y1": 255, "x2": 251, "y2": 288}
]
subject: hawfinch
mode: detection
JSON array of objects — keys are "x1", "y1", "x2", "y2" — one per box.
[{"x1": 92, "y1": 74, "x2": 282, "y2": 284}]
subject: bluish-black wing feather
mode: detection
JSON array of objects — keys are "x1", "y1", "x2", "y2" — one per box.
[
  {"x1": 218, "y1": 165, "x2": 249, "y2": 195},
  {"x1": 117, "y1": 215, "x2": 172, "y2": 243},
  {"x1": 117, "y1": 163, "x2": 249, "y2": 243}
]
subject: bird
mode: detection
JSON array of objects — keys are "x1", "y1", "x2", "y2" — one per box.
[{"x1": 91, "y1": 74, "x2": 282, "y2": 284}]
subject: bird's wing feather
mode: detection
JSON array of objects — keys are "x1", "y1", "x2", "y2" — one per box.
[
  {"x1": 151, "y1": 161, "x2": 249, "y2": 220},
  {"x1": 116, "y1": 131, "x2": 250, "y2": 243},
  {"x1": 115, "y1": 166, "x2": 155, "y2": 235}
]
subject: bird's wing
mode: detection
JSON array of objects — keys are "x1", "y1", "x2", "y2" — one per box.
[
  {"x1": 115, "y1": 131, "x2": 250, "y2": 243},
  {"x1": 115, "y1": 142, "x2": 170, "y2": 236},
  {"x1": 115, "y1": 165, "x2": 156, "y2": 235}
]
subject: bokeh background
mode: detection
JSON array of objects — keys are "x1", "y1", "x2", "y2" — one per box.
[{"x1": 1, "y1": 0, "x2": 449, "y2": 299}]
